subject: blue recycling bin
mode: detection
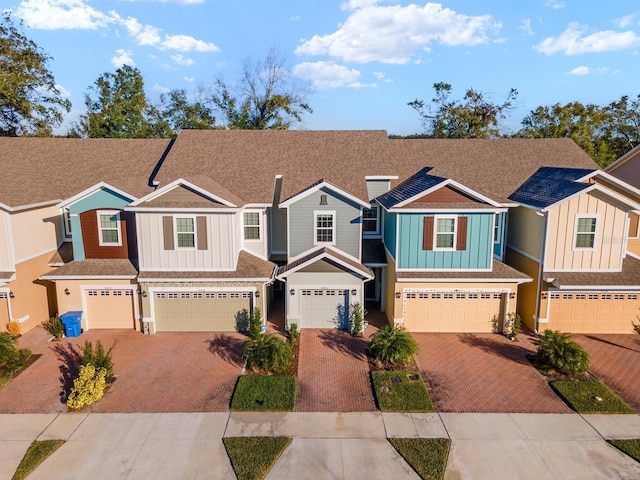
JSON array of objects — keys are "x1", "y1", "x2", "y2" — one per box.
[{"x1": 60, "y1": 311, "x2": 82, "y2": 337}]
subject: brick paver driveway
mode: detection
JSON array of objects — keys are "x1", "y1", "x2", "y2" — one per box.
[
  {"x1": 0, "y1": 327, "x2": 245, "y2": 413},
  {"x1": 574, "y1": 334, "x2": 640, "y2": 412},
  {"x1": 413, "y1": 332, "x2": 571, "y2": 413}
]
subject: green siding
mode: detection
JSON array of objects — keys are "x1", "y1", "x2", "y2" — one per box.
[
  {"x1": 383, "y1": 209, "x2": 396, "y2": 259},
  {"x1": 397, "y1": 213, "x2": 493, "y2": 269}
]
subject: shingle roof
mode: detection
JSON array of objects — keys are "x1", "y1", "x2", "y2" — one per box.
[
  {"x1": 40, "y1": 259, "x2": 138, "y2": 279},
  {"x1": 376, "y1": 167, "x2": 447, "y2": 209},
  {"x1": 547, "y1": 256, "x2": 640, "y2": 287},
  {"x1": 508, "y1": 167, "x2": 596, "y2": 209},
  {"x1": 276, "y1": 247, "x2": 372, "y2": 278},
  {"x1": 48, "y1": 243, "x2": 74, "y2": 266},
  {"x1": 396, "y1": 260, "x2": 531, "y2": 281}
]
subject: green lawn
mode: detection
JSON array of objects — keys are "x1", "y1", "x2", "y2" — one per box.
[
  {"x1": 231, "y1": 375, "x2": 296, "y2": 411},
  {"x1": 223, "y1": 437, "x2": 290, "y2": 480},
  {"x1": 551, "y1": 380, "x2": 634, "y2": 414},
  {"x1": 0, "y1": 377, "x2": 11, "y2": 389},
  {"x1": 389, "y1": 438, "x2": 450, "y2": 480},
  {"x1": 371, "y1": 371, "x2": 434, "y2": 412},
  {"x1": 12, "y1": 440, "x2": 64, "y2": 480},
  {"x1": 608, "y1": 439, "x2": 640, "y2": 463}
]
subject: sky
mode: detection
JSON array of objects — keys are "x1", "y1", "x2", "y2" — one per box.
[{"x1": 6, "y1": 0, "x2": 640, "y2": 136}]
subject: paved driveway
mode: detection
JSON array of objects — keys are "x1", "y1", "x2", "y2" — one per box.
[
  {"x1": 574, "y1": 334, "x2": 640, "y2": 412},
  {"x1": 1, "y1": 327, "x2": 244, "y2": 413},
  {"x1": 413, "y1": 332, "x2": 571, "y2": 413}
]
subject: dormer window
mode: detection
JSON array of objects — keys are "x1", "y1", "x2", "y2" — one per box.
[
  {"x1": 243, "y1": 212, "x2": 261, "y2": 241},
  {"x1": 315, "y1": 211, "x2": 335, "y2": 245},
  {"x1": 97, "y1": 210, "x2": 121, "y2": 246}
]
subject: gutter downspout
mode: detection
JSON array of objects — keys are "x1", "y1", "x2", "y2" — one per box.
[{"x1": 533, "y1": 209, "x2": 548, "y2": 334}]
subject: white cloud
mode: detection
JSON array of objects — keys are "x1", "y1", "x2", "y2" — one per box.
[
  {"x1": 341, "y1": 0, "x2": 380, "y2": 10},
  {"x1": 290, "y1": 15, "x2": 301, "y2": 22},
  {"x1": 373, "y1": 71, "x2": 393, "y2": 83},
  {"x1": 545, "y1": 0, "x2": 566, "y2": 9},
  {"x1": 296, "y1": 2, "x2": 500, "y2": 64},
  {"x1": 615, "y1": 13, "x2": 636, "y2": 28},
  {"x1": 152, "y1": 83, "x2": 171, "y2": 93},
  {"x1": 292, "y1": 61, "x2": 361, "y2": 89},
  {"x1": 161, "y1": 34, "x2": 219, "y2": 52},
  {"x1": 121, "y1": 17, "x2": 161, "y2": 46},
  {"x1": 171, "y1": 54, "x2": 195, "y2": 66},
  {"x1": 55, "y1": 84, "x2": 71, "y2": 98},
  {"x1": 349, "y1": 82, "x2": 377, "y2": 88},
  {"x1": 535, "y1": 22, "x2": 640, "y2": 55},
  {"x1": 16, "y1": 0, "x2": 115, "y2": 29},
  {"x1": 519, "y1": 18, "x2": 534, "y2": 36},
  {"x1": 111, "y1": 49, "x2": 135, "y2": 67},
  {"x1": 567, "y1": 66, "x2": 589, "y2": 75},
  {"x1": 184, "y1": 76, "x2": 195, "y2": 83}
]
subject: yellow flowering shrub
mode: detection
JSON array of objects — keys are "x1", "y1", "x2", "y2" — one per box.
[
  {"x1": 6, "y1": 321, "x2": 20, "y2": 337},
  {"x1": 66, "y1": 364, "x2": 107, "y2": 410}
]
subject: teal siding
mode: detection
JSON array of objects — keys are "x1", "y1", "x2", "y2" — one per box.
[
  {"x1": 383, "y1": 209, "x2": 396, "y2": 260},
  {"x1": 288, "y1": 187, "x2": 362, "y2": 258},
  {"x1": 397, "y1": 213, "x2": 493, "y2": 269},
  {"x1": 68, "y1": 187, "x2": 134, "y2": 262}
]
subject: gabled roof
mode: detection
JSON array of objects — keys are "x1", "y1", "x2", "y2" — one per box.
[
  {"x1": 275, "y1": 247, "x2": 373, "y2": 280},
  {"x1": 40, "y1": 259, "x2": 138, "y2": 280},
  {"x1": 57, "y1": 182, "x2": 136, "y2": 209},
  {"x1": 279, "y1": 179, "x2": 370, "y2": 208},
  {"x1": 508, "y1": 167, "x2": 596, "y2": 209},
  {"x1": 129, "y1": 178, "x2": 239, "y2": 209}
]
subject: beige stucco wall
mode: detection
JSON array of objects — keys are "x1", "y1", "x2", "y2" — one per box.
[{"x1": 544, "y1": 190, "x2": 628, "y2": 271}]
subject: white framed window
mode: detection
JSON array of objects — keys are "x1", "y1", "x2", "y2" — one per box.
[
  {"x1": 574, "y1": 215, "x2": 597, "y2": 250},
  {"x1": 243, "y1": 211, "x2": 261, "y2": 241},
  {"x1": 63, "y1": 209, "x2": 72, "y2": 235},
  {"x1": 97, "y1": 210, "x2": 122, "y2": 246},
  {"x1": 493, "y1": 214, "x2": 500, "y2": 243},
  {"x1": 434, "y1": 216, "x2": 456, "y2": 250},
  {"x1": 314, "y1": 211, "x2": 336, "y2": 245},
  {"x1": 362, "y1": 204, "x2": 380, "y2": 235},
  {"x1": 175, "y1": 216, "x2": 196, "y2": 249}
]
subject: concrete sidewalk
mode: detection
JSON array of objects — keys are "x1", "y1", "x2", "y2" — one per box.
[{"x1": 2, "y1": 412, "x2": 640, "y2": 479}]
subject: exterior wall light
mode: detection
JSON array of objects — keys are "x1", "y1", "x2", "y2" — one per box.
[
  {"x1": 509, "y1": 292, "x2": 515, "y2": 299},
  {"x1": 395, "y1": 292, "x2": 401, "y2": 299},
  {"x1": 9, "y1": 291, "x2": 15, "y2": 299},
  {"x1": 64, "y1": 288, "x2": 70, "y2": 296},
  {"x1": 290, "y1": 289, "x2": 295, "y2": 296},
  {"x1": 351, "y1": 289, "x2": 357, "y2": 296},
  {"x1": 255, "y1": 291, "x2": 260, "y2": 298}
]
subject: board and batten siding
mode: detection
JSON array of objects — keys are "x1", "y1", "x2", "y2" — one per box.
[
  {"x1": 544, "y1": 190, "x2": 628, "y2": 271},
  {"x1": 366, "y1": 180, "x2": 390, "y2": 201},
  {"x1": 383, "y1": 210, "x2": 397, "y2": 260},
  {"x1": 397, "y1": 212, "x2": 492, "y2": 270},
  {"x1": 11, "y1": 206, "x2": 62, "y2": 263},
  {"x1": 506, "y1": 206, "x2": 544, "y2": 259},
  {"x1": 137, "y1": 213, "x2": 235, "y2": 270},
  {"x1": 0, "y1": 211, "x2": 13, "y2": 271},
  {"x1": 240, "y1": 210, "x2": 268, "y2": 259},
  {"x1": 269, "y1": 207, "x2": 287, "y2": 253},
  {"x1": 288, "y1": 188, "x2": 361, "y2": 259}
]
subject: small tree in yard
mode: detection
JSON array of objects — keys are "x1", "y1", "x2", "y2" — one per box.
[
  {"x1": 242, "y1": 333, "x2": 293, "y2": 374},
  {"x1": 349, "y1": 302, "x2": 367, "y2": 337},
  {"x1": 79, "y1": 339, "x2": 118, "y2": 383},
  {"x1": 535, "y1": 330, "x2": 590, "y2": 378},
  {"x1": 248, "y1": 307, "x2": 262, "y2": 338},
  {"x1": 368, "y1": 326, "x2": 419, "y2": 368}
]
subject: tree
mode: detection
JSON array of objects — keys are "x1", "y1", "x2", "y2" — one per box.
[
  {"x1": 604, "y1": 94, "x2": 640, "y2": 159},
  {"x1": 158, "y1": 88, "x2": 216, "y2": 133},
  {"x1": 74, "y1": 65, "x2": 168, "y2": 138},
  {"x1": 0, "y1": 14, "x2": 71, "y2": 136},
  {"x1": 210, "y1": 49, "x2": 312, "y2": 130},
  {"x1": 408, "y1": 82, "x2": 518, "y2": 139}
]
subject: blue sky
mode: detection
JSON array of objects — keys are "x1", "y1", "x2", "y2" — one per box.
[{"x1": 7, "y1": 0, "x2": 640, "y2": 135}]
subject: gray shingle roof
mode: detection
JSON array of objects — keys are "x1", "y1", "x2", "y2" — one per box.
[
  {"x1": 508, "y1": 167, "x2": 596, "y2": 209},
  {"x1": 547, "y1": 256, "x2": 640, "y2": 287}
]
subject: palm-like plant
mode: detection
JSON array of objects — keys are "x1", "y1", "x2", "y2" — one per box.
[
  {"x1": 242, "y1": 333, "x2": 293, "y2": 374},
  {"x1": 368, "y1": 325, "x2": 419, "y2": 367},
  {"x1": 536, "y1": 330, "x2": 590, "y2": 377}
]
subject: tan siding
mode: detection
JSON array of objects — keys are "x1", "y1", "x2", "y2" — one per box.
[
  {"x1": 506, "y1": 207, "x2": 543, "y2": 259},
  {"x1": 0, "y1": 211, "x2": 13, "y2": 271},
  {"x1": 545, "y1": 190, "x2": 627, "y2": 271},
  {"x1": 11, "y1": 206, "x2": 61, "y2": 262},
  {"x1": 137, "y1": 213, "x2": 235, "y2": 270}
]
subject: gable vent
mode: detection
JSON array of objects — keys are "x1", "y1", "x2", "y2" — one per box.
[{"x1": 320, "y1": 194, "x2": 328, "y2": 205}]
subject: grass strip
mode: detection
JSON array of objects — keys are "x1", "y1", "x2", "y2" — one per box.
[
  {"x1": 371, "y1": 371, "x2": 434, "y2": 412},
  {"x1": 231, "y1": 375, "x2": 296, "y2": 411},
  {"x1": 12, "y1": 440, "x2": 64, "y2": 480},
  {"x1": 551, "y1": 380, "x2": 633, "y2": 413},
  {"x1": 389, "y1": 438, "x2": 450, "y2": 480},
  {"x1": 608, "y1": 439, "x2": 640, "y2": 463},
  {"x1": 223, "y1": 437, "x2": 290, "y2": 480}
]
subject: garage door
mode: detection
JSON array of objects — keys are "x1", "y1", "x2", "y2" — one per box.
[
  {"x1": 154, "y1": 292, "x2": 252, "y2": 332},
  {"x1": 299, "y1": 289, "x2": 348, "y2": 328},
  {"x1": 404, "y1": 291, "x2": 504, "y2": 332},
  {"x1": 86, "y1": 289, "x2": 135, "y2": 329},
  {"x1": 548, "y1": 292, "x2": 639, "y2": 333},
  {"x1": 0, "y1": 293, "x2": 9, "y2": 328}
]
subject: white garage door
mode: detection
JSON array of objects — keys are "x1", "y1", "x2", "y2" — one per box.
[
  {"x1": 86, "y1": 289, "x2": 135, "y2": 329},
  {"x1": 404, "y1": 291, "x2": 504, "y2": 333},
  {"x1": 299, "y1": 289, "x2": 348, "y2": 328},
  {"x1": 547, "y1": 292, "x2": 639, "y2": 334},
  {"x1": 154, "y1": 292, "x2": 252, "y2": 332}
]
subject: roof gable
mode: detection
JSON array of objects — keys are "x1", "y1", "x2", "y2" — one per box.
[
  {"x1": 57, "y1": 183, "x2": 136, "y2": 211},
  {"x1": 279, "y1": 180, "x2": 370, "y2": 208},
  {"x1": 508, "y1": 167, "x2": 596, "y2": 209},
  {"x1": 130, "y1": 178, "x2": 238, "y2": 209}
]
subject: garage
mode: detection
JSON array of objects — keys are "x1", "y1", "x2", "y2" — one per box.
[
  {"x1": 403, "y1": 291, "x2": 505, "y2": 332},
  {"x1": 153, "y1": 291, "x2": 252, "y2": 332},
  {"x1": 547, "y1": 291, "x2": 639, "y2": 333},
  {"x1": 299, "y1": 289, "x2": 349, "y2": 328},
  {"x1": 85, "y1": 289, "x2": 135, "y2": 329}
]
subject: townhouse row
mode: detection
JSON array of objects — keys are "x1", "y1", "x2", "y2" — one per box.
[{"x1": 2, "y1": 130, "x2": 640, "y2": 336}]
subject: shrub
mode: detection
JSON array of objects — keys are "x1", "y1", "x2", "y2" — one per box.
[
  {"x1": 79, "y1": 339, "x2": 117, "y2": 383},
  {"x1": 536, "y1": 330, "x2": 590, "y2": 377},
  {"x1": 66, "y1": 364, "x2": 106, "y2": 409},
  {"x1": 248, "y1": 307, "x2": 262, "y2": 339},
  {"x1": 350, "y1": 302, "x2": 367, "y2": 337},
  {"x1": 505, "y1": 313, "x2": 522, "y2": 340},
  {"x1": 0, "y1": 332, "x2": 32, "y2": 374},
  {"x1": 633, "y1": 321, "x2": 640, "y2": 335},
  {"x1": 242, "y1": 333, "x2": 293, "y2": 374},
  {"x1": 6, "y1": 321, "x2": 20, "y2": 337},
  {"x1": 287, "y1": 323, "x2": 299, "y2": 346},
  {"x1": 42, "y1": 316, "x2": 65, "y2": 340},
  {"x1": 368, "y1": 325, "x2": 419, "y2": 367},
  {"x1": 0, "y1": 331, "x2": 17, "y2": 361}
]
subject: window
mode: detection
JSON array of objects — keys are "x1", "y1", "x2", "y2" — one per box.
[
  {"x1": 588, "y1": 294, "x2": 598, "y2": 300},
  {"x1": 63, "y1": 209, "x2": 72, "y2": 235},
  {"x1": 315, "y1": 212, "x2": 335, "y2": 244},
  {"x1": 362, "y1": 204, "x2": 380, "y2": 234},
  {"x1": 435, "y1": 217, "x2": 456, "y2": 250},
  {"x1": 628, "y1": 294, "x2": 638, "y2": 300},
  {"x1": 175, "y1": 217, "x2": 195, "y2": 248},
  {"x1": 575, "y1": 216, "x2": 597, "y2": 249},
  {"x1": 493, "y1": 214, "x2": 500, "y2": 243},
  {"x1": 97, "y1": 210, "x2": 121, "y2": 246},
  {"x1": 243, "y1": 212, "x2": 261, "y2": 240}
]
